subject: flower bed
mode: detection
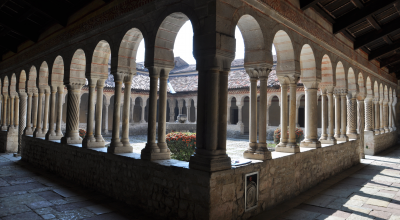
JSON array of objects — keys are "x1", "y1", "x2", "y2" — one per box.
[
  {"x1": 79, "y1": 129, "x2": 86, "y2": 139},
  {"x1": 273, "y1": 127, "x2": 303, "y2": 144},
  {"x1": 166, "y1": 132, "x2": 196, "y2": 161}
]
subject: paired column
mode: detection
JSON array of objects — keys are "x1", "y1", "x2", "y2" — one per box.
[
  {"x1": 94, "y1": 81, "x2": 105, "y2": 145},
  {"x1": 9, "y1": 96, "x2": 14, "y2": 131},
  {"x1": 244, "y1": 68, "x2": 271, "y2": 160},
  {"x1": 325, "y1": 87, "x2": 336, "y2": 144},
  {"x1": 102, "y1": 103, "x2": 109, "y2": 134},
  {"x1": 2, "y1": 95, "x2": 7, "y2": 130},
  {"x1": 186, "y1": 101, "x2": 191, "y2": 122},
  {"x1": 14, "y1": 96, "x2": 19, "y2": 129},
  {"x1": 384, "y1": 101, "x2": 389, "y2": 133},
  {"x1": 45, "y1": 86, "x2": 57, "y2": 140},
  {"x1": 45, "y1": 86, "x2": 64, "y2": 140},
  {"x1": 55, "y1": 87, "x2": 64, "y2": 137},
  {"x1": 237, "y1": 102, "x2": 244, "y2": 134},
  {"x1": 169, "y1": 100, "x2": 175, "y2": 122},
  {"x1": 275, "y1": 76, "x2": 292, "y2": 152},
  {"x1": 287, "y1": 82, "x2": 299, "y2": 148},
  {"x1": 33, "y1": 90, "x2": 44, "y2": 137},
  {"x1": 364, "y1": 98, "x2": 374, "y2": 131},
  {"x1": 121, "y1": 76, "x2": 133, "y2": 148},
  {"x1": 379, "y1": 100, "x2": 385, "y2": 133},
  {"x1": 334, "y1": 90, "x2": 341, "y2": 139},
  {"x1": 392, "y1": 98, "x2": 397, "y2": 131},
  {"x1": 388, "y1": 99, "x2": 393, "y2": 131},
  {"x1": 244, "y1": 75, "x2": 258, "y2": 155},
  {"x1": 141, "y1": 67, "x2": 171, "y2": 160},
  {"x1": 347, "y1": 95, "x2": 358, "y2": 139},
  {"x1": 31, "y1": 93, "x2": 38, "y2": 133},
  {"x1": 357, "y1": 99, "x2": 365, "y2": 159},
  {"x1": 319, "y1": 90, "x2": 327, "y2": 142},
  {"x1": 140, "y1": 100, "x2": 146, "y2": 123},
  {"x1": 300, "y1": 82, "x2": 321, "y2": 148},
  {"x1": 24, "y1": 93, "x2": 33, "y2": 135},
  {"x1": 374, "y1": 99, "x2": 380, "y2": 135},
  {"x1": 42, "y1": 90, "x2": 50, "y2": 136},
  {"x1": 338, "y1": 93, "x2": 348, "y2": 141},
  {"x1": 107, "y1": 74, "x2": 125, "y2": 152},
  {"x1": 61, "y1": 83, "x2": 84, "y2": 144},
  {"x1": 17, "y1": 93, "x2": 27, "y2": 155}
]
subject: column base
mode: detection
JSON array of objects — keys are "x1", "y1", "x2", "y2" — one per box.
[
  {"x1": 46, "y1": 134, "x2": 63, "y2": 141},
  {"x1": 24, "y1": 128, "x2": 33, "y2": 135},
  {"x1": 320, "y1": 136, "x2": 337, "y2": 144},
  {"x1": 33, "y1": 130, "x2": 45, "y2": 138},
  {"x1": 384, "y1": 127, "x2": 390, "y2": 133},
  {"x1": 374, "y1": 130, "x2": 380, "y2": 135},
  {"x1": 157, "y1": 143, "x2": 171, "y2": 153},
  {"x1": 300, "y1": 140, "x2": 321, "y2": 148},
  {"x1": 141, "y1": 145, "x2": 170, "y2": 160},
  {"x1": 379, "y1": 128, "x2": 385, "y2": 134},
  {"x1": 275, "y1": 142, "x2": 300, "y2": 153},
  {"x1": 108, "y1": 145, "x2": 133, "y2": 153},
  {"x1": 336, "y1": 135, "x2": 349, "y2": 141},
  {"x1": 189, "y1": 153, "x2": 231, "y2": 172},
  {"x1": 83, "y1": 137, "x2": 105, "y2": 148},
  {"x1": 243, "y1": 151, "x2": 271, "y2": 160},
  {"x1": 2, "y1": 126, "x2": 8, "y2": 131},
  {"x1": 319, "y1": 134, "x2": 327, "y2": 141},
  {"x1": 61, "y1": 136, "x2": 82, "y2": 144},
  {"x1": 347, "y1": 133, "x2": 359, "y2": 139}
]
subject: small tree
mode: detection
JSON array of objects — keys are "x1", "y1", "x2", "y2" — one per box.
[
  {"x1": 273, "y1": 127, "x2": 304, "y2": 144},
  {"x1": 166, "y1": 132, "x2": 196, "y2": 161}
]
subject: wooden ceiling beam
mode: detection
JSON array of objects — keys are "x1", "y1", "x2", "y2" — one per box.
[
  {"x1": 369, "y1": 39, "x2": 400, "y2": 60},
  {"x1": 0, "y1": 14, "x2": 40, "y2": 42},
  {"x1": 333, "y1": 0, "x2": 398, "y2": 34},
  {"x1": 380, "y1": 53, "x2": 400, "y2": 67},
  {"x1": 311, "y1": 4, "x2": 335, "y2": 23},
  {"x1": 389, "y1": 62, "x2": 400, "y2": 73},
  {"x1": 19, "y1": 0, "x2": 68, "y2": 26},
  {"x1": 300, "y1": 0, "x2": 321, "y2": 10},
  {"x1": 354, "y1": 17, "x2": 400, "y2": 49}
]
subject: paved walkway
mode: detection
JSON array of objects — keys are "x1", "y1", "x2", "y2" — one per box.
[
  {"x1": 253, "y1": 145, "x2": 400, "y2": 220},
  {"x1": 0, "y1": 153, "x2": 161, "y2": 220}
]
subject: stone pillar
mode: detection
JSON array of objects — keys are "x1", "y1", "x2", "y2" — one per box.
[
  {"x1": 108, "y1": 75, "x2": 125, "y2": 153},
  {"x1": 55, "y1": 87, "x2": 64, "y2": 138},
  {"x1": 244, "y1": 75, "x2": 258, "y2": 155},
  {"x1": 140, "y1": 100, "x2": 146, "y2": 123},
  {"x1": 287, "y1": 82, "x2": 299, "y2": 149},
  {"x1": 357, "y1": 99, "x2": 365, "y2": 159},
  {"x1": 2, "y1": 95, "x2": 7, "y2": 130},
  {"x1": 141, "y1": 67, "x2": 168, "y2": 159},
  {"x1": 295, "y1": 103, "x2": 299, "y2": 127},
  {"x1": 364, "y1": 98, "x2": 374, "y2": 131},
  {"x1": 121, "y1": 76, "x2": 133, "y2": 149},
  {"x1": 130, "y1": 97, "x2": 134, "y2": 123},
  {"x1": 24, "y1": 93, "x2": 33, "y2": 135},
  {"x1": 227, "y1": 101, "x2": 231, "y2": 125},
  {"x1": 186, "y1": 101, "x2": 191, "y2": 123},
  {"x1": 169, "y1": 100, "x2": 175, "y2": 122},
  {"x1": 245, "y1": 69, "x2": 271, "y2": 160},
  {"x1": 61, "y1": 83, "x2": 84, "y2": 144},
  {"x1": 14, "y1": 96, "x2": 19, "y2": 129},
  {"x1": 237, "y1": 102, "x2": 244, "y2": 134},
  {"x1": 323, "y1": 87, "x2": 336, "y2": 144},
  {"x1": 33, "y1": 90, "x2": 44, "y2": 137},
  {"x1": 379, "y1": 100, "x2": 384, "y2": 133},
  {"x1": 83, "y1": 78, "x2": 102, "y2": 148},
  {"x1": 93, "y1": 81, "x2": 105, "y2": 146},
  {"x1": 384, "y1": 102, "x2": 389, "y2": 133},
  {"x1": 189, "y1": 67, "x2": 231, "y2": 172},
  {"x1": 17, "y1": 93, "x2": 27, "y2": 155},
  {"x1": 276, "y1": 77, "x2": 292, "y2": 152},
  {"x1": 9, "y1": 96, "x2": 14, "y2": 130},
  {"x1": 319, "y1": 90, "x2": 327, "y2": 141},
  {"x1": 347, "y1": 95, "x2": 358, "y2": 139},
  {"x1": 157, "y1": 68, "x2": 171, "y2": 157},
  {"x1": 388, "y1": 100, "x2": 393, "y2": 131},
  {"x1": 194, "y1": 104, "x2": 197, "y2": 123},
  {"x1": 300, "y1": 82, "x2": 321, "y2": 148},
  {"x1": 339, "y1": 93, "x2": 348, "y2": 141},
  {"x1": 374, "y1": 99, "x2": 380, "y2": 135},
  {"x1": 334, "y1": 91, "x2": 341, "y2": 139},
  {"x1": 392, "y1": 98, "x2": 397, "y2": 131},
  {"x1": 42, "y1": 90, "x2": 50, "y2": 135},
  {"x1": 178, "y1": 100, "x2": 183, "y2": 115},
  {"x1": 45, "y1": 86, "x2": 57, "y2": 140},
  {"x1": 102, "y1": 103, "x2": 109, "y2": 134}
]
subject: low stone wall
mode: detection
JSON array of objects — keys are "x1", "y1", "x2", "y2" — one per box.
[
  {"x1": 22, "y1": 136, "x2": 361, "y2": 220},
  {"x1": 364, "y1": 130, "x2": 397, "y2": 155},
  {"x1": 210, "y1": 140, "x2": 360, "y2": 219},
  {"x1": 0, "y1": 129, "x2": 18, "y2": 153}
]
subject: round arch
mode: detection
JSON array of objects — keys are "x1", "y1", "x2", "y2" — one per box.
[{"x1": 273, "y1": 30, "x2": 296, "y2": 75}]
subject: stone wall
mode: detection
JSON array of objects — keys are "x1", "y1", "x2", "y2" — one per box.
[
  {"x1": 0, "y1": 129, "x2": 18, "y2": 153},
  {"x1": 364, "y1": 131, "x2": 397, "y2": 155},
  {"x1": 22, "y1": 136, "x2": 211, "y2": 220},
  {"x1": 210, "y1": 140, "x2": 360, "y2": 220},
  {"x1": 22, "y1": 136, "x2": 361, "y2": 219}
]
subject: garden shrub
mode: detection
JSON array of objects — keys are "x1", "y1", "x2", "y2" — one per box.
[
  {"x1": 273, "y1": 127, "x2": 304, "y2": 144},
  {"x1": 166, "y1": 132, "x2": 196, "y2": 161}
]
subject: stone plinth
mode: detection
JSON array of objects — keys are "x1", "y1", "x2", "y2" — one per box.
[{"x1": 364, "y1": 131, "x2": 396, "y2": 155}]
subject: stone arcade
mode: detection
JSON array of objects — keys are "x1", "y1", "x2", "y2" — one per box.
[{"x1": 0, "y1": 0, "x2": 399, "y2": 219}]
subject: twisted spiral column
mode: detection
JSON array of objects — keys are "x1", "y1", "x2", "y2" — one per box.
[
  {"x1": 61, "y1": 84, "x2": 84, "y2": 144},
  {"x1": 347, "y1": 96, "x2": 358, "y2": 138},
  {"x1": 17, "y1": 93, "x2": 27, "y2": 155},
  {"x1": 364, "y1": 99, "x2": 374, "y2": 131}
]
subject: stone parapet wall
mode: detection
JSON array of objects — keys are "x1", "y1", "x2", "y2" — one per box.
[
  {"x1": 21, "y1": 136, "x2": 360, "y2": 219},
  {"x1": 22, "y1": 136, "x2": 211, "y2": 220},
  {"x1": 364, "y1": 131, "x2": 397, "y2": 155},
  {"x1": 210, "y1": 140, "x2": 360, "y2": 220}
]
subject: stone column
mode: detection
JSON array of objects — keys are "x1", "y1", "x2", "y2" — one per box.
[
  {"x1": 33, "y1": 90, "x2": 44, "y2": 137},
  {"x1": 300, "y1": 82, "x2": 321, "y2": 148},
  {"x1": 17, "y1": 93, "x2": 27, "y2": 155},
  {"x1": 334, "y1": 91, "x2": 341, "y2": 139},
  {"x1": 121, "y1": 76, "x2": 133, "y2": 149},
  {"x1": 45, "y1": 86, "x2": 57, "y2": 140},
  {"x1": 323, "y1": 87, "x2": 336, "y2": 144},
  {"x1": 42, "y1": 90, "x2": 50, "y2": 135},
  {"x1": 338, "y1": 93, "x2": 348, "y2": 141},
  {"x1": 347, "y1": 95, "x2": 358, "y2": 139},
  {"x1": 169, "y1": 100, "x2": 175, "y2": 122},
  {"x1": 130, "y1": 97, "x2": 134, "y2": 123},
  {"x1": 287, "y1": 82, "x2": 300, "y2": 149},
  {"x1": 83, "y1": 79, "x2": 98, "y2": 148},
  {"x1": 55, "y1": 87, "x2": 64, "y2": 138},
  {"x1": 319, "y1": 90, "x2": 327, "y2": 141},
  {"x1": 237, "y1": 102, "x2": 244, "y2": 134},
  {"x1": 157, "y1": 68, "x2": 171, "y2": 157},
  {"x1": 244, "y1": 75, "x2": 258, "y2": 155},
  {"x1": 140, "y1": 100, "x2": 146, "y2": 123},
  {"x1": 295, "y1": 102, "x2": 300, "y2": 127},
  {"x1": 2, "y1": 95, "x2": 7, "y2": 130},
  {"x1": 374, "y1": 99, "x2": 380, "y2": 135},
  {"x1": 276, "y1": 76, "x2": 293, "y2": 152},
  {"x1": 392, "y1": 99, "x2": 397, "y2": 130},
  {"x1": 102, "y1": 103, "x2": 109, "y2": 134},
  {"x1": 6, "y1": 97, "x2": 10, "y2": 126},
  {"x1": 186, "y1": 101, "x2": 191, "y2": 123},
  {"x1": 189, "y1": 67, "x2": 231, "y2": 172},
  {"x1": 93, "y1": 81, "x2": 105, "y2": 146},
  {"x1": 61, "y1": 83, "x2": 84, "y2": 144},
  {"x1": 142, "y1": 67, "x2": 169, "y2": 160},
  {"x1": 14, "y1": 96, "x2": 19, "y2": 128},
  {"x1": 194, "y1": 103, "x2": 197, "y2": 123},
  {"x1": 227, "y1": 101, "x2": 231, "y2": 125},
  {"x1": 24, "y1": 93, "x2": 33, "y2": 135},
  {"x1": 379, "y1": 100, "x2": 384, "y2": 133},
  {"x1": 357, "y1": 99, "x2": 365, "y2": 159},
  {"x1": 9, "y1": 96, "x2": 14, "y2": 130},
  {"x1": 384, "y1": 102, "x2": 389, "y2": 133},
  {"x1": 178, "y1": 100, "x2": 183, "y2": 115},
  {"x1": 388, "y1": 100, "x2": 392, "y2": 131},
  {"x1": 364, "y1": 98, "x2": 374, "y2": 131},
  {"x1": 255, "y1": 72, "x2": 271, "y2": 159},
  {"x1": 108, "y1": 75, "x2": 125, "y2": 153}
]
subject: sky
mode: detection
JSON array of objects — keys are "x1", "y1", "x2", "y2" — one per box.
[{"x1": 136, "y1": 21, "x2": 276, "y2": 64}]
